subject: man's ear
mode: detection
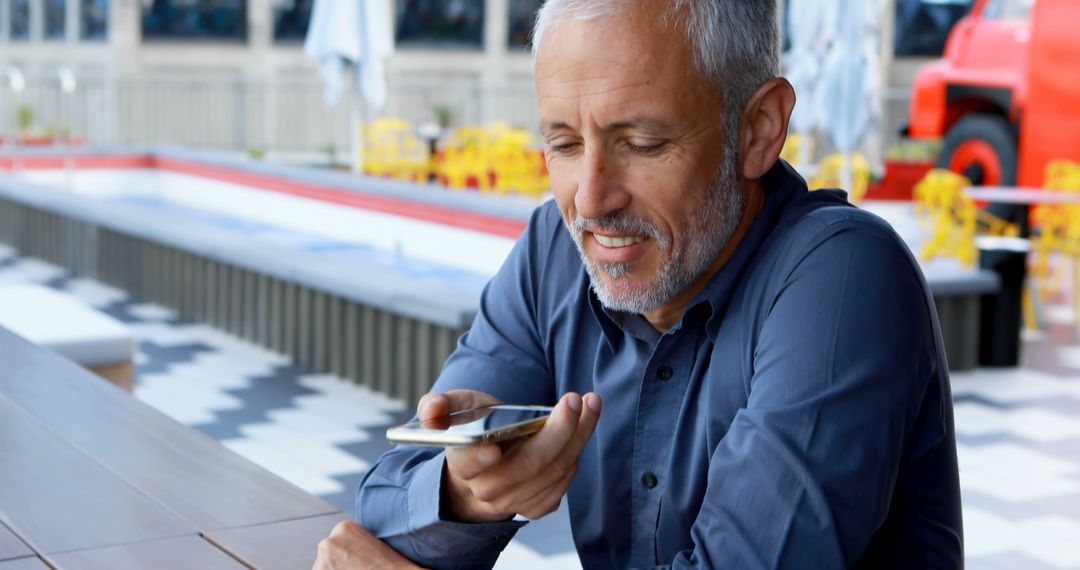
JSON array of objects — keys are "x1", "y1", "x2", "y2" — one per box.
[{"x1": 738, "y1": 77, "x2": 796, "y2": 180}]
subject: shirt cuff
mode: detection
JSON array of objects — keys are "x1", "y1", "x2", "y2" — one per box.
[{"x1": 406, "y1": 452, "x2": 528, "y2": 560}]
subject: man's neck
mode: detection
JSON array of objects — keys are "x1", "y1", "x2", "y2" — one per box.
[{"x1": 642, "y1": 181, "x2": 766, "y2": 333}]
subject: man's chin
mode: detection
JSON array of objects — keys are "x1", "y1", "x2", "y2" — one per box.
[{"x1": 590, "y1": 272, "x2": 660, "y2": 313}]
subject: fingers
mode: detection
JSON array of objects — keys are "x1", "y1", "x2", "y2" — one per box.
[
  {"x1": 479, "y1": 392, "x2": 601, "y2": 509},
  {"x1": 417, "y1": 392, "x2": 449, "y2": 422},
  {"x1": 490, "y1": 392, "x2": 583, "y2": 478},
  {"x1": 421, "y1": 390, "x2": 603, "y2": 525},
  {"x1": 553, "y1": 392, "x2": 602, "y2": 474},
  {"x1": 418, "y1": 390, "x2": 507, "y2": 481},
  {"x1": 417, "y1": 390, "x2": 503, "y2": 420},
  {"x1": 442, "y1": 446, "x2": 518, "y2": 522},
  {"x1": 315, "y1": 521, "x2": 421, "y2": 570},
  {"x1": 468, "y1": 392, "x2": 598, "y2": 505},
  {"x1": 446, "y1": 442, "x2": 503, "y2": 481},
  {"x1": 514, "y1": 464, "x2": 577, "y2": 521}
]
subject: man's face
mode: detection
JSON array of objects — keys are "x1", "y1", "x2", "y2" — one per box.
[{"x1": 535, "y1": 6, "x2": 746, "y2": 314}]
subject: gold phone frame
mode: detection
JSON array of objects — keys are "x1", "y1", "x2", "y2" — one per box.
[{"x1": 385, "y1": 405, "x2": 554, "y2": 447}]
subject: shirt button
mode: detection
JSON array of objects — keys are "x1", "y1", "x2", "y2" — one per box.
[
  {"x1": 657, "y1": 365, "x2": 673, "y2": 381},
  {"x1": 641, "y1": 472, "x2": 658, "y2": 489}
]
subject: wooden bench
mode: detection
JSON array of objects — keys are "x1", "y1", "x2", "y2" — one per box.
[{"x1": 0, "y1": 324, "x2": 346, "y2": 569}]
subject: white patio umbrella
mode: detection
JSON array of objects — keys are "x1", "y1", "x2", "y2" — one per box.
[
  {"x1": 816, "y1": 0, "x2": 883, "y2": 193},
  {"x1": 783, "y1": 0, "x2": 829, "y2": 166},
  {"x1": 305, "y1": 0, "x2": 394, "y2": 171}
]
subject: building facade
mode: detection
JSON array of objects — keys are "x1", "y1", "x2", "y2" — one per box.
[{"x1": 0, "y1": 0, "x2": 970, "y2": 157}]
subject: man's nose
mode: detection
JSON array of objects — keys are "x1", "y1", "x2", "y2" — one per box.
[{"x1": 575, "y1": 148, "x2": 630, "y2": 220}]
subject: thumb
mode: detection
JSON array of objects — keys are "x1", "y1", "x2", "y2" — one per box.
[{"x1": 419, "y1": 390, "x2": 503, "y2": 420}]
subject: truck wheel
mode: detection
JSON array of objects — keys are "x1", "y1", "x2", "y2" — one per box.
[
  {"x1": 939, "y1": 114, "x2": 1018, "y2": 186},
  {"x1": 938, "y1": 114, "x2": 1025, "y2": 232}
]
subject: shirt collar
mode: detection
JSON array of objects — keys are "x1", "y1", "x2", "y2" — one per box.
[{"x1": 586, "y1": 281, "x2": 662, "y2": 349}]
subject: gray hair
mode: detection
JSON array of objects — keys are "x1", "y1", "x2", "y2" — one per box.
[{"x1": 532, "y1": 0, "x2": 780, "y2": 125}]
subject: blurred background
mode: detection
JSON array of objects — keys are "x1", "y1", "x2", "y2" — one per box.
[
  {"x1": 0, "y1": 0, "x2": 966, "y2": 162},
  {"x1": 1, "y1": 1, "x2": 1079, "y2": 569}
]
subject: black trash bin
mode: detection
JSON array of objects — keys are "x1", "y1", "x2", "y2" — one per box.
[{"x1": 977, "y1": 237, "x2": 1031, "y2": 367}]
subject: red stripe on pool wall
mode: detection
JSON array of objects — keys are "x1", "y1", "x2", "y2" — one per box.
[
  {"x1": 2, "y1": 154, "x2": 529, "y2": 239},
  {"x1": 0, "y1": 155, "x2": 155, "y2": 171},
  {"x1": 153, "y1": 158, "x2": 528, "y2": 239}
]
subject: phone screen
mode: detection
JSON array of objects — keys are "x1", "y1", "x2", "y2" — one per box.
[
  {"x1": 412, "y1": 405, "x2": 552, "y2": 436},
  {"x1": 387, "y1": 405, "x2": 555, "y2": 446}
]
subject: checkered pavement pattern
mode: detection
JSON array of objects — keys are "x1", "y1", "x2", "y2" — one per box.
[{"x1": 2, "y1": 242, "x2": 1078, "y2": 569}]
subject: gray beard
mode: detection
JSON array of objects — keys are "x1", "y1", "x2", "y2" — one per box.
[{"x1": 566, "y1": 148, "x2": 747, "y2": 314}]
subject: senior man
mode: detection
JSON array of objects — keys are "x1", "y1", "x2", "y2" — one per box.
[{"x1": 315, "y1": 0, "x2": 963, "y2": 568}]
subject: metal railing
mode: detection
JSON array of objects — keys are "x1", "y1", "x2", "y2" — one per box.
[
  {"x1": 0, "y1": 72, "x2": 540, "y2": 155},
  {"x1": 2, "y1": 70, "x2": 915, "y2": 165}
]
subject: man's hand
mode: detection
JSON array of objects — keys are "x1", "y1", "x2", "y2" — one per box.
[
  {"x1": 417, "y1": 389, "x2": 603, "y2": 524},
  {"x1": 313, "y1": 521, "x2": 423, "y2": 570}
]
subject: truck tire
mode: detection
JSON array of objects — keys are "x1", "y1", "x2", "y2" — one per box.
[
  {"x1": 938, "y1": 114, "x2": 1025, "y2": 231},
  {"x1": 939, "y1": 114, "x2": 1018, "y2": 186}
]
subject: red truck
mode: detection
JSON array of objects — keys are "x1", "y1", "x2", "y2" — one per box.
[{"x1": 907, "y1": 0, "x2": 1080, "y2": 189}]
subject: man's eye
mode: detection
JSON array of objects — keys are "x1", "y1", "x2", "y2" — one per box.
[
  {"x1": 628, "y1": 141, "x2": 666, "y2": 155},
  {"x1": 547, "y1": 142, "x2": 580, "y2": 154}
]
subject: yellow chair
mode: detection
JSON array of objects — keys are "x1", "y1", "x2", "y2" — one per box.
[
  {"x1": 489, "y1": 126, "x2": 550, "y2": 199},
  {"x1": 915, "y1": 169, "x2": 1037, "y2": 326},
  {"x1": 916, "y1": 169, "x2": 980, "y2": 267},
  {"x1": 915, "y1": 169, "x2": 1022, "y2": 265},
  {"x1": 808, "y1": 153, "x2": 872, "y2": 203},
  {"x1": 362, "y1": 119, "x2": 429, "y2": 182},
  {"x1": 438, "y1": 126, "x2": 495, "y2": 191},
  {"x1": 1031, "y1": 159, "x2": 1080, "y2": 322},
  {"x1": 436, "y1": 124, "x2": 550, "y2": 199}
]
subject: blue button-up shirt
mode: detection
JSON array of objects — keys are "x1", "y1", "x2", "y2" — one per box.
[{"x1": 357, "y1": 162, "x2": 963, "y2": 569}]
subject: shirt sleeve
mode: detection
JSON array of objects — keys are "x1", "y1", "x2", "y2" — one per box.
[
  {"x1": 356, "y1": 205, "x2": 560, "y2": 570},
  {"x1": 645, "y1": 219, "x2": 959, "y2": 569}
]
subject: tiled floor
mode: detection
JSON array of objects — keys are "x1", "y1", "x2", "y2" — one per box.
[{"x1": 2, "y1": 242, "x2": 1080, "y2": 568}]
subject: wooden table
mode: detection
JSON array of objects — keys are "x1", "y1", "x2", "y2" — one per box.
[{"x1": 0, "y1": 325, "x2": 348, "y2": 569}]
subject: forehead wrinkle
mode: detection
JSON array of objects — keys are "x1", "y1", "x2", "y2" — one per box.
[
  {"x1": 538, "y1": 63, "x2": 654, "y2": 93},
  {"x1": 538, "y1": 71, "x2": 658, "y2": 107}
]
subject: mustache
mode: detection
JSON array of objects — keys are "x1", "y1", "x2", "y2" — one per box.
[{"x1": 570, "y1": 214, "x2": 665, "y2": 245}]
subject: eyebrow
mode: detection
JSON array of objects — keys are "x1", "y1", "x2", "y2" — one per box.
[
  {"x1": 539, "y1": 121, "x2": 573, "y2": 137},
  {"x1": 540, "y1": 117, "x2": 672, "y2": 137},
  {"x1": 603, "y1": 117, "x2": 672, "y2": 133}
]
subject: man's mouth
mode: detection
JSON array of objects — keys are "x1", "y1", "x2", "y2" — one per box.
[{"x1": 592, "y1": 234, "x2": 646, "y2": 248}]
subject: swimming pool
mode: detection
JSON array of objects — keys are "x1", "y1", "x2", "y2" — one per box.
[
  {"x1": 0, "y1": 147, "x2": 543, "y2": 402},
  {"x1": 14, "y1": 158, "x2": 527, "y2": 280}
]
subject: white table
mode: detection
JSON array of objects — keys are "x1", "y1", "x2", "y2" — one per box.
[{"x1": 965, "y1": 187, "x2": 1080, "y2": 204}]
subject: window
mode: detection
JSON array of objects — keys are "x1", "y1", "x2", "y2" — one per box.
[
  {"x1": 46, "y1": 0, "x2": 67, "y2": 40},
  {"x1": 81, "y1": 0, "x2": 109, "y2": 40},
  {"x1": 272, "y1": 0, "x2": 311, "y2": 42},
  {"x1": 395, "y1": 0, "x2": 484, "y2": 49},
  {"x1": 141, "y1": 0, "x2": 247, "y2": 42},
  {"x1": 894, "y1": 0, "x2": 974, "y2": 56},
  {"x1": 11, "y1": 0, "x2": 30, "y2": 40},
  {"x1": 508, "y1": 0, "x2": 541, "y2": 48}
]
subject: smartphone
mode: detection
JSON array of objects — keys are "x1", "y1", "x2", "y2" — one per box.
[{"x1": 385, "y1": 405, "x2": 554, "y2": 447}]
